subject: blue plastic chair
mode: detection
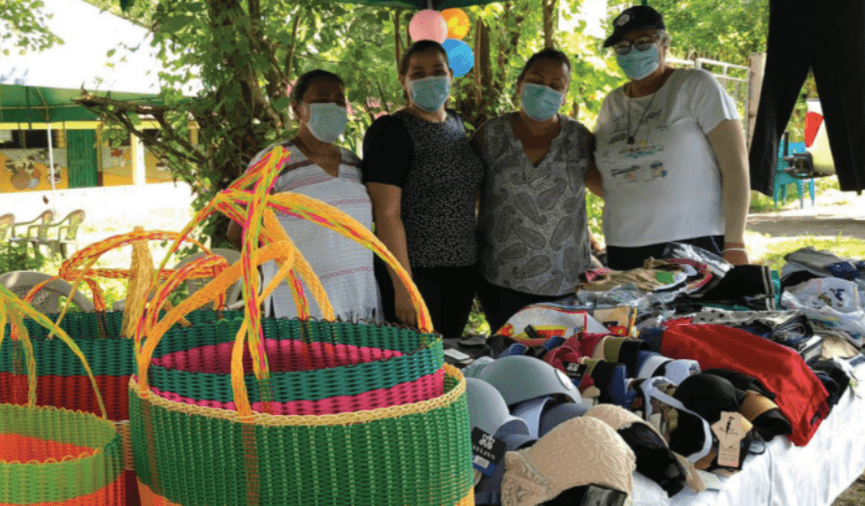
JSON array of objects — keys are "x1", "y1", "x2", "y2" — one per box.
[{"x1": 773, "y1": 141, "x2": 816, "y2": 208}]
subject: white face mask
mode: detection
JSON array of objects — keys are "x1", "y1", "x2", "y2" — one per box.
[
  {"x1": 616, "y1": 44, "x2": 660, "y2": 81},
  {"x1": 302, "y1": 102, "x2": 348, "y2": 143}
]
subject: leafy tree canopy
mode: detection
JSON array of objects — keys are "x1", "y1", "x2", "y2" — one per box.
[
  {"x1": 606, "y1": 0, "x2": 769, "y2": 65},
  {"x1": 0, "y1": 0, "x2": 63, "y2": 55}
]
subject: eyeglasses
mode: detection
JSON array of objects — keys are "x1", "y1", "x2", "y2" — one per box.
[{"x1": 612, "y1": 34, "x2": 661, "y2": 55}]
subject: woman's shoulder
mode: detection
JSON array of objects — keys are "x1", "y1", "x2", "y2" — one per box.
[
  {"x1": 366, "y1": 113, "x2": 410, "y2": 140},
  {"x1": 671, "y1": 67, "x2": 721, "y2": 89},
  {"x1": 560, "y1": 115, "x2": 592, "y2": 138},
  {"x1": 338, "y1": 147, "x2": 362, "y2": 167},
  {"x1": 478, "y1": 114, "x2": 512, "y2": 138},
  {"x1": 247, "y1": 140, "x2": 301, "y2": 171}
]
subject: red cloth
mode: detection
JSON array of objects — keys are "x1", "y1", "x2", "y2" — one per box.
[{"x1": 658, "y1": 324, "x2": 830, "y2": 446}]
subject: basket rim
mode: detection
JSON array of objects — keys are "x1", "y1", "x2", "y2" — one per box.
[{"x1": 129, "y1": 364, "x2": 465, "y2": 427}]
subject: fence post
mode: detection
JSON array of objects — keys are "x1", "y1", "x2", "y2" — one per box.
[{"x1": 747, "y1": 52, "x2": 766, "y2": 150}]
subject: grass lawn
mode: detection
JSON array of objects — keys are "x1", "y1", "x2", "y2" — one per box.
[{"x1": 747, "y1": 232, "x2": 865, "y2": 272}]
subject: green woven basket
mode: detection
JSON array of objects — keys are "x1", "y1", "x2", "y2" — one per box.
[{"x1": 130, "y1": 365, "x2": 473, "y2": 506}]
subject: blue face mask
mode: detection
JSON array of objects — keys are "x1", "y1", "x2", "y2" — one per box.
[
  {"x1": 520, "y1": 83, "x2": 565, "y2": 122},
  {"x1": 408, "y1": 75, "x2": 451, "y2": 113},
  {"x1": 616, "y1": 44, "x2": 660, "y2": 81},
  {"x1": 304, "y1": 102, "x2": 347, "y2": 143}
]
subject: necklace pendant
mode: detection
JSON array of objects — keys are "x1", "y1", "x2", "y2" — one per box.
[{"x1": 627, "y1": 136, "x2": 635, "y2": 145}]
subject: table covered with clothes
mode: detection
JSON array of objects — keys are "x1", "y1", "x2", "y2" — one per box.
[{"x1": 444, "y1": 244, "x2": 865, "y2": 506}]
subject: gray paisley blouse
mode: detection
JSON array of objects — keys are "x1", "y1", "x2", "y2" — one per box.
[{"x1": 476, "y1": 113, "x2": 594, "y2": 297}]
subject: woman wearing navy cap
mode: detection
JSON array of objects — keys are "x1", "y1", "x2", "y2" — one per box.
[{"x1": 592, "y1": 5, "x2": 751, "y2": 270}]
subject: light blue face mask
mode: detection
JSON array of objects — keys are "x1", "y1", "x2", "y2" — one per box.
[
  {"x1": 408, "y1": 75, "x2": 451, "y2": 113},
  {"x1": 520, "y1": 83, "x2": 565, "y2": 122},
  {"x1": 304, "y1": 102, "x2": 347, "y2": 143},
  {"x1": 616, "y1": 44, "x2": 660, "y2": 81}
]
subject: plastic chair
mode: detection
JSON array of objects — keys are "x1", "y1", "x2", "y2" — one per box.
[
  {"x1": 9, "y1": 210, "x2": 55, "y2": 253},
  {"x1": 0, "y1": 270, "x2": 96, "y2": 314},
  {"x1": 40, "y1": 210, "x2": 85, "y2": 259},
  {"x1": 174, "y1": 248, "x2": 245, "y2": 309},
  {"x1": 774, "y1": 138, "x2": 816, "y2": 208},
  {"x1": 112, "y1": 248, "x2": 246, "y2": 311},
  {"x1": 0, "y1": 214, "x2": 14, "y2": 243}
]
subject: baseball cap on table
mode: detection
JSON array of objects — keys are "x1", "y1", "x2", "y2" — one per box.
[
  {"x1": 501, "y1": 417, "x2": 635, "y2": 506},
  {"x1": 584, "y1": 405, "x2": 688, "y2": 497},
  {"x1": 539, "y1": 401, "x2": 592, "y2": 438},
  {"x1": 603, "y1": 5, "x2": 665, "y2": 48},
  {"x1": 472, "y1": 355, "x2": 582, "y2": 406},
  {"x1": 466, "y1": 378, "x2": 531, "y2": 438}
]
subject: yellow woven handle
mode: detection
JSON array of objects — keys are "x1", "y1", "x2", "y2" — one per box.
[
  {"x1": 135, "y1": 146, "x2": 433, "y2": 419},
  {"x1": 0, "y1": 285, "x2": 108, "y2": 419},
  {"x1": 23, "y1": 229, "x2": 217, "y2": 336}
]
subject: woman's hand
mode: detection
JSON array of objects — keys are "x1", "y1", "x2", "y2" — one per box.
[
  {"x1": 722, "y1": 249, "x2": 749, "y2": 265},
  {"x1": 394, "y1": 284, "x2": 418, "y2": 328},
  {"x1": 722, "y1": 241, "x2": 749, "y2": 265}
]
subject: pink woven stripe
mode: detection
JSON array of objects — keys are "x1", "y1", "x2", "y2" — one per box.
[
  {"x1": 147, "y1": 369, "x2": 444, "y2": 415},
  {"x1": 152, "y1": 339, "x2": 404, "y2": 374}
]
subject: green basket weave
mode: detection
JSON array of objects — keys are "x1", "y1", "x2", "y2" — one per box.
[
  {"x1": 0, "y1": 403, "x2": 125, "y2": 505},
  {"x1": 130, "y1": 366, "x2": 474, "y2": 506},
  {"x1": 145, "y1": 317, "x2": 443, "y2": 404}
]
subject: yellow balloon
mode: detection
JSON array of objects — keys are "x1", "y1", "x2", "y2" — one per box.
[{"x1": 441, "y1": 8, "x2": 470, "y2": 41}]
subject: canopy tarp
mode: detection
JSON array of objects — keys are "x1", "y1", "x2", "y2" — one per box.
[
  {"x1": 0, "y1": 0, "x2": 184, "y2": 125},
  {"x1": 0, "y1": 85, "x2": 160, "y2": 124}
]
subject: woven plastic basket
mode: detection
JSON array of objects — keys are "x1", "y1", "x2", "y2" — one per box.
[
  {"x1": 129, "y1": 146, "x2": 474, "y2": 505},
  {"x1": 2, "y1": 231, "x2": 225, "y2": 506},
  {"x1": 0, "y1": 286, "x2": 125, "y2": 505}
]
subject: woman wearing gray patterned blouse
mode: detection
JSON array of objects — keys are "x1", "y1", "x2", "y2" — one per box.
[{"x1": 472, "y1": 49, "x2": 604, "y2": 333}]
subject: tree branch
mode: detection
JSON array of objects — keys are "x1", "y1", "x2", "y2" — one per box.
[
  {"x1": 76, "y1": 94, "x2": 203, "y2": 161},
  {"x1": 394, "y1": 10, "x2": 402, "y2": 70}
]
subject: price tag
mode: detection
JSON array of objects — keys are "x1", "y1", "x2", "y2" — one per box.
[
  {"x1": 471, "y1": 428, "x2": 507, "y2": 477},
  {"x1": 711, "y1": 412, "x2": 753, "y2": 469},
  {"x1": 561, "y1": 361, "x2": 588, "y2": 386}
]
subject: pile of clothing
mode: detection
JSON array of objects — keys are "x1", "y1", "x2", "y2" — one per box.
[{"x1": 444, "y1": 244, "x2": 865, "y2": 506}]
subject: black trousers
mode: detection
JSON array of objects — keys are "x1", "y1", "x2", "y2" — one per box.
[
  {"x1": 606, "y1": 235, "x2": 724, "y2": 271},
  {"x1": 374, "y1": 259, "x2": 478, "y2": 338},
  {"x1": 749, "y1": 0, "x2": 865, "y2": 194}
]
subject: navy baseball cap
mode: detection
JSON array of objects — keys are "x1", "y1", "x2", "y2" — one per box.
[{"x1": 603, "y1": 5, "x2": 665, "y2": 48}]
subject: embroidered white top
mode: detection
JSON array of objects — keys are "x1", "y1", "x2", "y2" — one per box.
[{"x1": 248, "y1": 141, "x2": 382, "y2": 322}]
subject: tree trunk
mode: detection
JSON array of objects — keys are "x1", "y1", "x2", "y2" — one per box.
[{"x1": 542, "y1": 0, "x2": 558, "y2": 49}]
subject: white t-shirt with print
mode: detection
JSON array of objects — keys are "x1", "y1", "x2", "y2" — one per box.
[{"x1": 593, "y1": 68, "x2": 740, "y2": 247}]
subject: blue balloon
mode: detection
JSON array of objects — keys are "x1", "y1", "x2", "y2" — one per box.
[{"x1": 442, "y1": 38, "x2": 474, "y2": 78}]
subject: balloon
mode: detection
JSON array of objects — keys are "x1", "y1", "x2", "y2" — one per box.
[
  {"x1": 442, "y1": 38, "x2": 474, "y2": 78},
  {"x1": 441, "y1": 8, "x2": 471, "y2": 41},
  {"x1": 409, "y1": 10, "x2": 447, "y2": 44}
]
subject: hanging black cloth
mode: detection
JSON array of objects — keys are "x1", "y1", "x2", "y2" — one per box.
[{"x1": 749, "y1": 0, "x2": 865, "y2": 194}]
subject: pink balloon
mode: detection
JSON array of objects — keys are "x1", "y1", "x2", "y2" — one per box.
[{"x1": 409, "y1": 10, "x2": 448, "y2": 44}]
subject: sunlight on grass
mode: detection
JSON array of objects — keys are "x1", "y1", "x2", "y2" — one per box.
[{"x1": 747, "y1": 230, "x2": 865, "y2": 272}]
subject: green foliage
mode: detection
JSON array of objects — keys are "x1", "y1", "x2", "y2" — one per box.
[
  {"x1": 0, "y1": 0, "x2": 63, "y2": 55},
  {"x1": 0, "y1": 243, "x2": 48, "y2": 275},
  {"x1": 756, "y1": 234, "x2": 865, "y2": 273},
  {"x1": 606, "y1": 0, "x2": 769, "y2": 65},
  {"x1": 61, "y1": 0, "x2": 624, "y2": 247}
]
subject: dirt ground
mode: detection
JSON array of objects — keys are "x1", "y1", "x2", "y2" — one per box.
[{"x1": 746, "y1": 187, "x2": 865, "y2": 240}]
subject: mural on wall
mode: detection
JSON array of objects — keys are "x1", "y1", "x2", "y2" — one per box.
[
  {"x1": 0, "y1": 145, "x2": 170, "y2": 193},
  {"x1": 101, "y1": 147, "x2": 171, "y2": 185},
  {"x1": 0, "y1": 149, "x2": 68, "y2": 193}
]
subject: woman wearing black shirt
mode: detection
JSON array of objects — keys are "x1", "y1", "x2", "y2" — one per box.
[{"x1": 361, "y1": 40, "x2": 485, "y2": 338}]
